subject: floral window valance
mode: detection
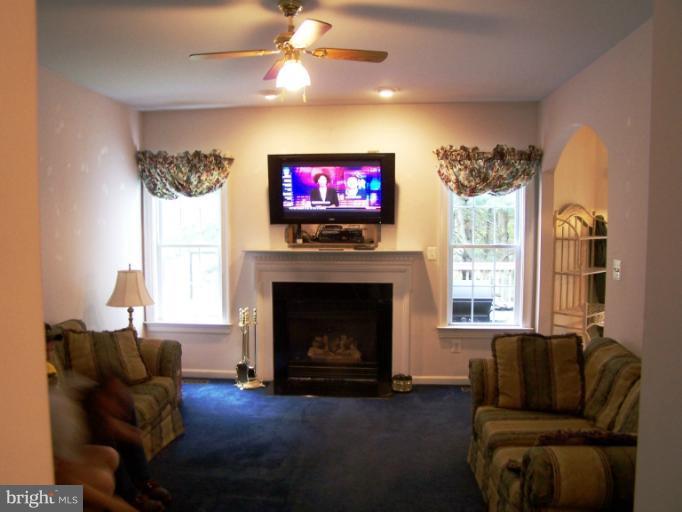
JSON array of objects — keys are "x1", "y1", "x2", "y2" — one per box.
[
  {"x1": 434, "y1": 145, "x2": 542, "y2": 197},
  {"x1": 136, "y1": 149, "x2": 234, "y2": 199}
]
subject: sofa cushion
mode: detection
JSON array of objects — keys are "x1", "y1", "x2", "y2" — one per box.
[
  {"x1": 473, "y1": 405, "x2": 584, "y2": 440},
  {"x1": 492, "y1": 333, "x2": 584, "y2": 413},
  {"x1": 478, "y1": 410, "x2": 594, "y2": 458},
  {"x1": 131, "y1": 376, "x2": 176, "y2": 428},
  {"x1": 583, "y1": 338, "x2": 641, "y2": 431}
]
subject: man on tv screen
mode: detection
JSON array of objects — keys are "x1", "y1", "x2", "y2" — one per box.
[
  {"x1": 309, "y1": 171, "x2": 339, "y2": 207},
  {"x1": 343, "y1": 175, "x2": 367, "y2": 200}
]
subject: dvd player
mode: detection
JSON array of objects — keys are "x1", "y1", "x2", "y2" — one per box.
[{"x1": 316, "y1": 225, "x2": 364, "y2": 243}]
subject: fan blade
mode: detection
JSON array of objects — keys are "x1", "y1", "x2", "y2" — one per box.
[
  {"x1": 289, "y1": 19, "x2": 332, "y2": 49},
  {"x1": 309, "y1": 48, "x2": 388, "y2": 63},
  {"x1": 189, "y1": 49, "x2": 280, "y2": 61},
  {"x1": 263, "y1": 58, "x2": 285, "y2": 80}
]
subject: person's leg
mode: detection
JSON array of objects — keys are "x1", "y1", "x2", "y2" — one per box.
[
  {"x1": 82, "y1": 444, "x2": 119, "y2": 474},
  {"x1": 55, "y1": 445, "x2": 119, "y2": 497},
  {"x1": 88, "y1": 378, "x2": 170, "y2": 508},
  {"x1": 112, "y1": 393, "x2": 170, "y2": 505},
  {"x1": 117, "y1": 438, "x2": 170, "y2": 505},
  {"x1": 117, "y1": 438, "x2": 151, "y2": 484}
]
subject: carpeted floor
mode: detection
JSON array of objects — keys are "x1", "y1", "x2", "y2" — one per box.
[{"x1": 149, "y1": 381, "x2": 485, "y2": 512}]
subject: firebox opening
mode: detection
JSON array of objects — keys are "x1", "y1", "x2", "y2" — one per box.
[{"x1": 272, "y1": 282, "x2": 393, "y2": 397}]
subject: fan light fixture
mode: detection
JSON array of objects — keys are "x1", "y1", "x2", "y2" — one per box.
[
  {"x1": 276, "y1": 59, "x2": 311, "y2": 91},
  {"x1": 190, "y1": 0, "x2": 388, "y2": 100}
]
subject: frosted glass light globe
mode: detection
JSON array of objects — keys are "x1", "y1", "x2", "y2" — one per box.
[{"x1": 276, "y1": 60, "x2": 311, "y2": 91}]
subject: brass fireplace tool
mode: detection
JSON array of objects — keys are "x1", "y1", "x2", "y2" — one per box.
[{"x1": 236, "y1": 307, "x2": 264, "y2": 390}]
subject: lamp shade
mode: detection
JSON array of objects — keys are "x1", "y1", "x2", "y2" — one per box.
[{"x1": 106, "y1": 269, "x2": 154, "y2": 307}]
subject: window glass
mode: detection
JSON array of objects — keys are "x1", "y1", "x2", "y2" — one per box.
[
  {"x1": 449, "y1": 190, "x2": 523, "y2": 325},
  {"x1": 147, "y1": 189, "x2": 224, "y2": 324}
]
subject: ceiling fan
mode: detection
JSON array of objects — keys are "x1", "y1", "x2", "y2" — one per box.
[{"x1": 189, "y1": 0, "x2": 388, "y2": 92}]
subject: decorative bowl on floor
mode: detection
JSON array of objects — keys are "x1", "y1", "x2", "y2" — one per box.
[{"x1": 392, "y1": 374, "x2": 413, "y2": 393}]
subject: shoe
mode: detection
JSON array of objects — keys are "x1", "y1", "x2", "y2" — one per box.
[
  {"x1": 134, "y1": 493, "x2": 165, "y2": 512},
  {"x1": 141, "y1": 480, "x2": 172, "y2": 506}
]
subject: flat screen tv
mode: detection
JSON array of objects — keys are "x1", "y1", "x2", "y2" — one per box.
[{"x1": 268, "y1": 153, "x2": 395, "y2": 225}]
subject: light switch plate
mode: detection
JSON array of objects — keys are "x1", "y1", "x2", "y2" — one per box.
[
  {"x1": 613, "y1": 259, "x2": 622, "y2": 281},
  {"x1": 426, "y1": 246, "x2": 437, "y2": 261}
]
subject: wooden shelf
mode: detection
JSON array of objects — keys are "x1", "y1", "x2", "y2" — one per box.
[
  {"x1": 554, "y1": 266, "x2": 607, "y2": 276},
  {"x1": 553, "y1": 303, "x2": 605, "y2": 318},
  {"x1": 555, "y1": 236, "x2": 608, "y2": 241}
]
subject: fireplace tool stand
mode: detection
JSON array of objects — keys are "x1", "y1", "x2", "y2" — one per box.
[{"x1": 236, "y1": 307, "x2": 265, "y2": 390}]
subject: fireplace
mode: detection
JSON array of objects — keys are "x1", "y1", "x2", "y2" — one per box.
[{"x1": 272, "y1": 282, "x2": 393, "y2": 396}]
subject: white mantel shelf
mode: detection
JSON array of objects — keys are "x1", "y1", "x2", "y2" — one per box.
[
  {"x1": 245, "y1": 249, "x2": 423, "y2": 259},
  {"x1": 246, "y1": 249, "x2": 423, "y2": 381}
]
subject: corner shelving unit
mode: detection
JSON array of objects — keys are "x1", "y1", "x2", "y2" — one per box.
[{"x1": 552, "y1": 204, "x2": 607, "y2": 343}]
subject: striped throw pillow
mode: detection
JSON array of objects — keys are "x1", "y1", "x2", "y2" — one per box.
[
  {"x1": 492, "y1": 333, "x2": 584, "y2": 414},
  {"x1": 64, "y1": 329, "x2": 149, "y2": 385},
  {"x1": 112, "y1": 329, "x2": 149, "y2": 384},
  {"x1": 64, "y1": 330, "x2": 100, "y2": 381}
]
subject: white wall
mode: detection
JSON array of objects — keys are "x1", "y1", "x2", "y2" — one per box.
[
  {"x1": 39, "y1": 68, "x2": 144, "y2": 331},
  {"x1": 142, "y1": 102, "x2": 538, "y2": 381},
  {"x1": 0, "y1": 0, "x2": 54, "y2": 483},
  {"x1": 634, "y1": 0, "x2": 682, "y2": 509},
  {"x1": 537, "y1": 21, "x2": 652, "y2": 351}
]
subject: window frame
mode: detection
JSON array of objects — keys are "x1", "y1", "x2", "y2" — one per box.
[
  {"x1": 439, "y1": 178, "x2": 537, "y2": 334},
  {"x1": 142, "y1": 185, "x2": 229, "y2": 329}
]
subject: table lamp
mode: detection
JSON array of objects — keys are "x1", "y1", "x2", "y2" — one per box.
[{"x1": 106, "y1": 265, "x2": 154, "y2": 330}]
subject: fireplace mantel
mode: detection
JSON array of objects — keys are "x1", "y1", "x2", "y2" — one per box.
[
  {"x1": 246, "y1": 249, "x2": 422, "y2": 381},
  {"x1": 247, "y1": 249, "x2": 422, "y2": 261}
]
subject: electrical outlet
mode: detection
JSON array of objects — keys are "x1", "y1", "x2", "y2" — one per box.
[{"x1": 450, "y1": 340, "x2": 462, "y2": 353}]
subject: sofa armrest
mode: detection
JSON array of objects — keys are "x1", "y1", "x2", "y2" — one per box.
[
  {"x1": 138, "y1": 338, "x2": 183, "y2": 403},
  {"x1": 522, "y1": 445, "x2": 636, "y2": 510},
  {"x1": 469, "y1": 358, "x2": 498, "y2": 413}
]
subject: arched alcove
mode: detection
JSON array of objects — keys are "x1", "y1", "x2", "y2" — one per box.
[
  {"x1": 553, "y1": 125, "x2": 608, "y2": 218},
  {"x1": 536, "y1": 125, "x2": 608, "y2": 334}
]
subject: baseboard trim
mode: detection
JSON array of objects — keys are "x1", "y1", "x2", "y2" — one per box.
[
  {"x1": 183, "y1": 369, "x2": 236, "y2": 379},
  {"x1": 411, "y1": 375, "x2": 470, "y2": 385},
  {"x1": 182, "y1": 370, "x2": 469, "y2": 385}
]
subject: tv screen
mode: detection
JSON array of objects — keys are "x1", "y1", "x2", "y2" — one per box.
[{"x1": 268, "y1": 153, "x2": 395, "y2": 225}]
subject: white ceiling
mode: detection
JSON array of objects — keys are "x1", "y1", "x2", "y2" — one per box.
[{"x1": 37, "y1": 0, "x2": 652, "y2": 110}]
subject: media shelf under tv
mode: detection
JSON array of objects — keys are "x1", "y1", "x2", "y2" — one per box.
[{"x1": 285, "y1": 223, "x2": 380, "y2": 250}]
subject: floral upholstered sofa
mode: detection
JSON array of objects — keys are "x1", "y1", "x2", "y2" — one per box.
[
  {"x1": 468, "y1": 334, "x2": 640, "y2": 511},
  {"x1": 48, "y1": 319, "x2": 184, "y2": 459}
]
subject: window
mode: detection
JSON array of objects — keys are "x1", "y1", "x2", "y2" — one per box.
[
  {"x1": 144, "y1": 188, "x2": 226, "y2": 324},
  {"x1": 449, "y1": 189, "x2": 525, "y2": 326}
]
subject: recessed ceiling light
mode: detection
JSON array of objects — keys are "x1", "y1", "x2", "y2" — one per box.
[{"x1": 377, "y1": 87, "x2": 397, "y2": 99}]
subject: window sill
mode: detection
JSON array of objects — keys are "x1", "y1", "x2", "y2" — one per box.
[
  {"x1": 437, "y1": 325, "x2": 534, "y2": 340},
  {"x1": 144, "y1": 322, "x2": 232, "y2": 336}
]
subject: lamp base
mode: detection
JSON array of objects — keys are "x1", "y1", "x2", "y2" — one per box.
[{"x1": 127, "y1": 306, "x2": 137, "y2": 332}]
